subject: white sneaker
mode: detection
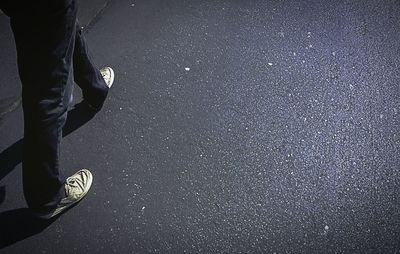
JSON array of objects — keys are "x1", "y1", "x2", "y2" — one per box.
[
  {"x1": 34, "y1": 169, "x2": 93, "y2": 219},
  {"x1": 100, "y1": 67, "x2": 114, "y2": 89}
]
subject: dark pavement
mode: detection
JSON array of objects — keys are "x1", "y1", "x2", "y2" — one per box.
[{"x1": 1, "y1": 0, "x2": 400, "y2": 253}]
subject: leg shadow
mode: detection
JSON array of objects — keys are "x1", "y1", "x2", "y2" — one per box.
[
  {"x1": 0, "y1": 208, "x2": 57, "y2": 249},
  {"x1": 62, "y1": 101, "x2": 97, "y2": 136}
]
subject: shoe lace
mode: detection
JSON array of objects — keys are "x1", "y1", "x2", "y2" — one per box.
[
  {"x1": 101, "y1": 69, "x2": 108, "y2": 78},
  {"x1": 65, "y1": 172, "x2": 87, "y2": 199}
]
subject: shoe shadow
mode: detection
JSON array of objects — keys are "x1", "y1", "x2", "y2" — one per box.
[{"x1": 0, "y1": 208, "x2": 57, "y2": 249}]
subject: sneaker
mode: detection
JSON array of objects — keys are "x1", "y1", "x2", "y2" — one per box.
[
  {"x1": 100, "y1": 67, "x2": 114, "y2": 89},
  {"x1": 34, "y1": 169, "x2": 93, "y2": 219}
]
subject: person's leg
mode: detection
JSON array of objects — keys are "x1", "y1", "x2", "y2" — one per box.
[
  {"x1": 73, "y1": 23, "x2": 109, "y2": 110},
  {"x1": 10, "y1": 0, "x2": 77, "y2": 213}
]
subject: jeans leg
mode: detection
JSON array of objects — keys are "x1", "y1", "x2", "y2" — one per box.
[
  {"x1": 73, "y1": 24, "x2": 109, "y2": 109},
  {"x1": 10, "y1": 0, "x2": 77, "y2": 212}
]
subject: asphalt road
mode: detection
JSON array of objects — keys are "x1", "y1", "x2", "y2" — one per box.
[{"x1": 0, "y1": 0, "x2": 400, "y2": 253}]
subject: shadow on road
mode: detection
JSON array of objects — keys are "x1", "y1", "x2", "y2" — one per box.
[{"x1": 0, "y1": 208, "x2": 57, "y2": 249}]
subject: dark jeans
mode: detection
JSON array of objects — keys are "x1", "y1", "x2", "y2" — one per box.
[{"x1": 3, "y1": 0, "x2": 108, "y2": 212}]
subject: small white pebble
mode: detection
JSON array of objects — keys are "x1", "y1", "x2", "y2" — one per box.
[
  {"x1": 185, "y1": 67, "x2": 190, "y2": 71},
  {"x1": 268, "y1": 62, "x2": 273, "y2": 66}
]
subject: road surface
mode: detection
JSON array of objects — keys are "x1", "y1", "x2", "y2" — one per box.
[{"x1": 0, "y1": 0, "x2": 399, "y2": 253}]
